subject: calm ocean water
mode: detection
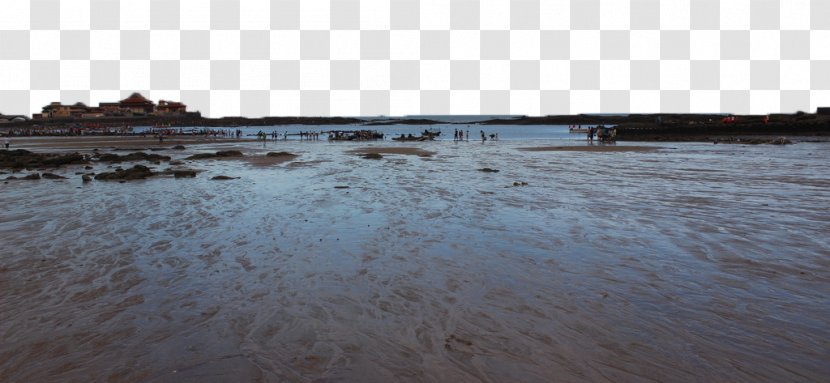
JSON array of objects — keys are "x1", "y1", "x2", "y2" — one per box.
[{"x1": 139, "y1": 124, "x2": 583, "y2": 141}]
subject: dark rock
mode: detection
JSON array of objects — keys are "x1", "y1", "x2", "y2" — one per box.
[
  {"x1": 94, "y1": 165, "x2": 154, "y2": 180},
  {"x1": 0, "y1": 149, "x2": 88, "y2": 169},
  {"x1": 172, "y1": 145, "x2": 186, "y2": 150},
  {"x1": 82, "y1": 175, "x2": 92, "y2": 182},
  {"x1": 169, "y1": 160, "x2": 184, "y2": 166},
  {"x1": 216, "y1": 150, "x2": 243, "y2": 157},
  {"x1": 334, "y1": 185, "x2": 350, "y2": 189},
  {"x1": 770, "y1": 137, "x2": 793, "y2": 145},
  {"x1": 6, "y1": 176, "x2": 17, "y2": 180},
  {"x1": 22, "y1": 173, "x2": 41, "y2": 180},
  {"x1": 42, "y1": 153, "x2": 88, "y2": 167},
  {"x1": 41, "y1": 173, "x2": 67, "y2": 179},
  {"x1": 185, "y1": 153, "x2": 216, "y2": 160},
  {"x1": 173, "y1": 170, "x2": 197, "y2": 178},
  {"x1": 363, "y1": 153, "x2": 383, "y2": 159},
  {"x1": 266, "y1": 151, "x2": 296, "y2": 157},
  {"x1": 185, "y1": 150, "x2": 244, "y2": 160},
  {"x1": 96, "y1": 152, "x2": 171, "y2": 163},
  {"x1": 478, "y1": 168, "x2": 499, "y2": 173},
  {"x1": 211, "y1": 175, "x2": 238, "y2": 180}
]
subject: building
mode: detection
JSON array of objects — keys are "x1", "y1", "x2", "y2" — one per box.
[
  {"x1": 32, "y1": 93, "x2": 188, "y2": 119},
  {"x1": 155, "y1": 100, "x2": 187, "y2": 115},
  {"x1": 98, "y1": 102, "x2": 123, "y2": 116},
  {"x1": 118, "y1": 93, "x2": 156, "y2": 115},
  {"x1": 36, "y1": 102, "x2": 90, "y2": 119}
]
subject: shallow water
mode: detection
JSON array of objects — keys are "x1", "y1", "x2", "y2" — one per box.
[
  {"x1": 1, "y1": 139, "x2": 829, "y2": 382},
  {"x1": 137, "y1": 124, "x2": 578, "y2": 141}
]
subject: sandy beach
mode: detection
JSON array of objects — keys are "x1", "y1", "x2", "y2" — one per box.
[
  {"x1": 1, "y1": 136, "x2": 829, "y2": 382},
  {"x1": 4, "y1": 135, "x2": 242, "y2": 150}
]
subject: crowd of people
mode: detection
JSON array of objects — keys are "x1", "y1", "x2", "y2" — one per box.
[
  {"x1": 0, "y1": 125, "x2": 134, "y2": 136},
  {"x1": 453, "y1": 128, "x2": 498, "y2": 142},
  {"x1": 585, "y1": 125, "x2": 616, "y2": 143}
]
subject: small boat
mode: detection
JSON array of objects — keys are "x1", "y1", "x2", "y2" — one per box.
[
  {"x1": 328, "y1": 130, "x2": 384, "y2": 141},
  {"x1": 569, "y1": 126, "x2": 589, "y2": 133},
  {"x1": 423, "y1": 128, "x2": 441, "y2": 137}
]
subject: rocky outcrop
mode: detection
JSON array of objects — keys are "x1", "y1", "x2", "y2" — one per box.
[
  {"x1": 0, "y1": 149, "x2": 88, "y2": 169},
  {"x1": 185, "y1": 150, "x2": 244, "y2": 160},
  {"x1": 266, "y1": 152, "x2": 296, "y2": 157},
  {"x1": 172, "y1": 170, "x2": 197, "y2": 178},
  {"x1": 94, "y1": 165, "x2": 154, "y2": 180},
  {"x1": 363, "y1": 153, "x2": 383, "y2": 159},
  {"x1": 712, "y1": 137, "x2": 794, "y2": 145},
  {"x1": 96, "y1": 152, "x2": 171, "y2": 163}
]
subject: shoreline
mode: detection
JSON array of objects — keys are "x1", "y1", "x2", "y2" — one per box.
[
  {"x1": 1, "y1": 112, "x2": 828, "y2": 140},
  {"x1": 1, "y1": 131, "x2": 829, "y2": 382}
]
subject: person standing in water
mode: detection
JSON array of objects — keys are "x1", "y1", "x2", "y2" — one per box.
[{"x1": 4, "y1": 135, "x2": 9, "y2": 149}]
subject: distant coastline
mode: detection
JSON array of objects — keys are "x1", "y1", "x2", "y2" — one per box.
[{"x1": 2, "y1": 112, "x2": 829, "y2": 142}]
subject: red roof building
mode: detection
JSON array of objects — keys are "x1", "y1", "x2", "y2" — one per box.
[
  {"x1": 33, "y1": 93, "x2": 189, "y2": 119},
  {"x1": 155, "y1": 100, "x2": 187, "y2": 115},
  {"x1": 119, "y1": 93, "x2": 156, "y2": 115}
]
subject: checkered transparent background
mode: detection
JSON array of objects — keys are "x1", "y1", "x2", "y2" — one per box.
[{"x1": 1, "y1": 0, "x2": 828, "y2": 117}]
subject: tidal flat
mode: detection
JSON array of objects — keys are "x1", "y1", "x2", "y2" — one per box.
[{"x1": 1, "y1": 136, "x2": 828, "y2": 382}]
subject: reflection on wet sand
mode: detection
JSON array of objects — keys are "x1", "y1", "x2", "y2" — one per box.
[{"x1": 1, "y1": 139, "x2": 829, "y2": 382}]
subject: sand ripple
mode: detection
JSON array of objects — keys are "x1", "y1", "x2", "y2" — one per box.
[{"x1": 1, "y1": 140, "x2": 828, "y2": 382}]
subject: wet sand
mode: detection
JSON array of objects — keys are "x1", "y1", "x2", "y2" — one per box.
[
  {"x1": 347, "y1": 147, "x2": 436, "y2": 157},
  {"x1": 240, "y1": 152, "x2": 299, "y2": 167},
  {"x1": 5, "y1": 136, "x2": 242, "y2": 150},
  {"x1": 519, "y1": 145, "x2": 662, "y2": 152},
  {"x1": 1, "y1": 139, "x2": 829, "y2": 382}
]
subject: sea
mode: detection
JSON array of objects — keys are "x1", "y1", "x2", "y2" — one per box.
[{"x1": 1, "y1": 132, "x2": 828, "y2": 382}]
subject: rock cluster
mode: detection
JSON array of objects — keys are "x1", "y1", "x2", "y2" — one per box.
[
  {"x1": 266, "y1": 151, "x2": 297, "y2": 157},
  {"x1": 185, "y1": 150, "x2": 244, "y2": 160},
  {"x1": 362, "y1": 153, "x2": 383, "y2": 159},
  {"x1": 95, "y1": 152, "x2": 171, "y2": 163},
  {"x1": 0, "y1": 149, "x2": 87, "y2": 169},
  {"x1": 94, "y1": 165, "x2": 155, "y2": 180}
]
